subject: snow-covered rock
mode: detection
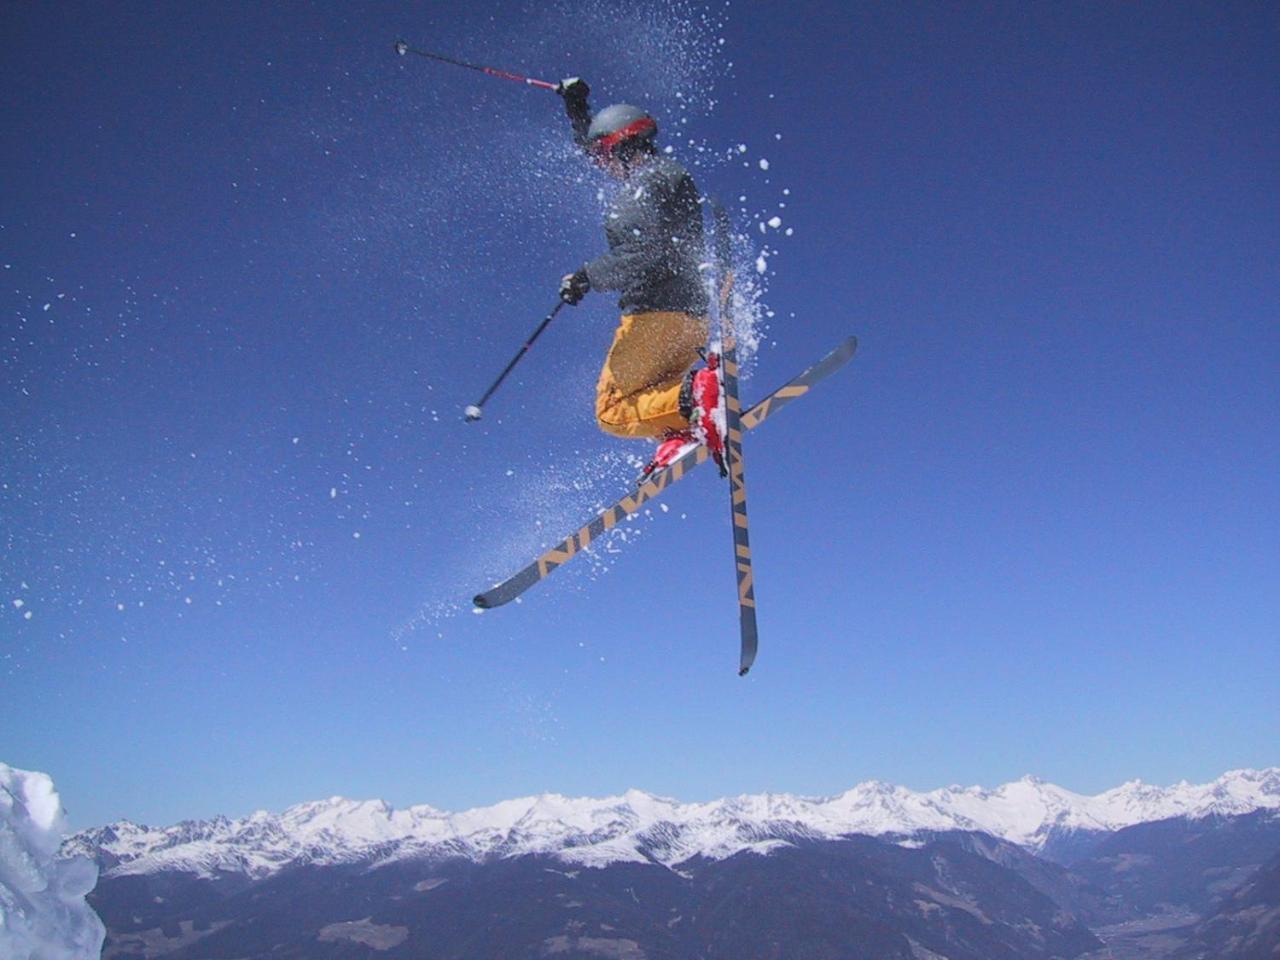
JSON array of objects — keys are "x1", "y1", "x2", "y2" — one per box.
[
  {"x1": 66, "y1": 768, "x2": 1280, "y2": 879},
  {"x1": 1, "y1": 764, "x2": 106, "y2": 960}
]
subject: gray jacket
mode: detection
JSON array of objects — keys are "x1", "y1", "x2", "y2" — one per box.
[
  {"x1": 584, "y1": 156, "x2": 709, "y2": 316},
  {"x1": 565, "y1": 96, "x2": 709, "y2": 315}
]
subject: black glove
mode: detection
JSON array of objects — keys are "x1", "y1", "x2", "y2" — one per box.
[
  {"x1": 559, "y1": 269, "x2": 590, "y2": 305},
  {"x1": 555, "y1": 77, "x2": 590, "y2": 102}
]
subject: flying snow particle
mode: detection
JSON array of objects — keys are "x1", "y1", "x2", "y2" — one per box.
[
  {"x1": 11, "y1": 599, "x2": 23, "y2": 609},
  {"x1": 767, "y1": 216, "x2": 782, "y2": 229},
  {"x1": 755, "y1": 255, "x2": 768, "y2": 274},
  {"x1": 329, "y1": 488, "x2": 337, "y2": 499},
  {"x1": 758, "y1": 159, "x2": 770, "y2": 171}
]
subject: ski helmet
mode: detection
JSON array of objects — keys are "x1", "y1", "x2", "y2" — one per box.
[{"x1": 586, "y1": 104, "x2": 658, "y2": 160}]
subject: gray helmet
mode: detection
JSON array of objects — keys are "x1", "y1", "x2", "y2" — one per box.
[{"x1": 586, "y1": 104, "x2": 658, "y2": 157}]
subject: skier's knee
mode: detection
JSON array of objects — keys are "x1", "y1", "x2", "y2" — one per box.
[
  {"x1": 595, "y1": 403, "x2": 632, "y2": 438},
  {"x1": 596, "y1": 395, "x2": 660, "y2": 438}
]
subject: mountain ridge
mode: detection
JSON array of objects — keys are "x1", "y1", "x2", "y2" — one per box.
[{"x1": 67, "y1": 768, "x2": 1280, "y2": 880}]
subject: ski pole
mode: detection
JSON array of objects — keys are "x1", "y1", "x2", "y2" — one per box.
[
  {"x1": 394, "y1": 40, "x2": 559, "y2": 92},
  {"x1": 464, "y1": 301, "x2": 567, "y2": 422}
]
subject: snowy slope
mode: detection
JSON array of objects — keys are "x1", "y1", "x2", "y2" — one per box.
[
  {"x1": 66, "y1": 768, "x2": 1280, "y2": 878},
  {"x1": 1, "y1": 764, "x2": 106, "y2": 960}
]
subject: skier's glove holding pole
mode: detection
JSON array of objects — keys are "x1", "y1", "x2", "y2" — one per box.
[
  {"x1": 560, "y1": 269, "x2": 590, "y2": 305},
  {"x1": 555, "y1": 77, "x2": 590, "y2": 102}
]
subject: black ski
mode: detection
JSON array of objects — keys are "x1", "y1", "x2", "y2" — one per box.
[
  {"x1": 711, "y1": 201, "x2": 758, "y2": 675},
  {"x1": 472, "y1": 335, "x2": 857, "y2": 611}
]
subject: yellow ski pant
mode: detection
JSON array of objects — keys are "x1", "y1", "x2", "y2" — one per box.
[{"x1": 595, "y1": 311, "x2": 709, "y2": 438}]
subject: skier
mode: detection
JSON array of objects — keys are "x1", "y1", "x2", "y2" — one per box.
[{"x1": 555, "y1": 78, "x2": 725, "y2": 475}]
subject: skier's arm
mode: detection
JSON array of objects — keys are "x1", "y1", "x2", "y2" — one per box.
[{"x1": 556, "y1": 77, "x2": 593, "y2": 149}]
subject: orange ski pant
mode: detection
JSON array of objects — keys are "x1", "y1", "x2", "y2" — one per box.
[{"x1": 595, "y1": 311, "x2": 709, "y2": 439}]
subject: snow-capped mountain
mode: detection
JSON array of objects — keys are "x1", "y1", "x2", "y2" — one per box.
[{"x1": 67, "y1": 768, "x2": 1280, "y2": 880}]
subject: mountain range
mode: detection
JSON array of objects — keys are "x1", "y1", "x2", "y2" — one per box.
[
  {"x1": 68, "y1": 769, "x2": 1280, "y2": 960},
  {"x1": 67, "y1": 768, "x2": 1280, "y2": 878}
]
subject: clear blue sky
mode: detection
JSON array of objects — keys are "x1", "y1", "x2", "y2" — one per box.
[{"x1": 2, "y1": 1, "x2": 1277, "y2": 829}]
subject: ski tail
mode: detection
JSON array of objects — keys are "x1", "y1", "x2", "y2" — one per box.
[{"x1": 712, "y1": 200, "x2": 758, "y2": 676}]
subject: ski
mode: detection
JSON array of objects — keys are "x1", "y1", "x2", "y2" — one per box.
[
  {"x1": 712, "y1": 201, "x2": 758, "y2": 675},
  {"x1": 472, "y1": 335, "x2": 857, "y2": 611}
]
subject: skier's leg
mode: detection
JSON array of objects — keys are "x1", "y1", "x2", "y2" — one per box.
[{"x1": 595, "y1": 311, "x2": 708, "y2": 438}]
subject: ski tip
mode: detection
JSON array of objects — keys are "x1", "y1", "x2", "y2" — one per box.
[
  {"x1": 822, "y1": 334, "x2": 858, "y2": 369},
  {"x1": 738, "y1": 664, "x2": 751, "y2": 677},
  {"x1": 472, "y1": 594, "x2": 491, "y2": 610}
]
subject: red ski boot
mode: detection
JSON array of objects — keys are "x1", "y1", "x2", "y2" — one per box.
[
  {"x1": 640, "y1": 428, "x2": 698, "y2": 479},
  {"x1": 682, "y1": 353, "x2": 727, "y2": 475}
]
